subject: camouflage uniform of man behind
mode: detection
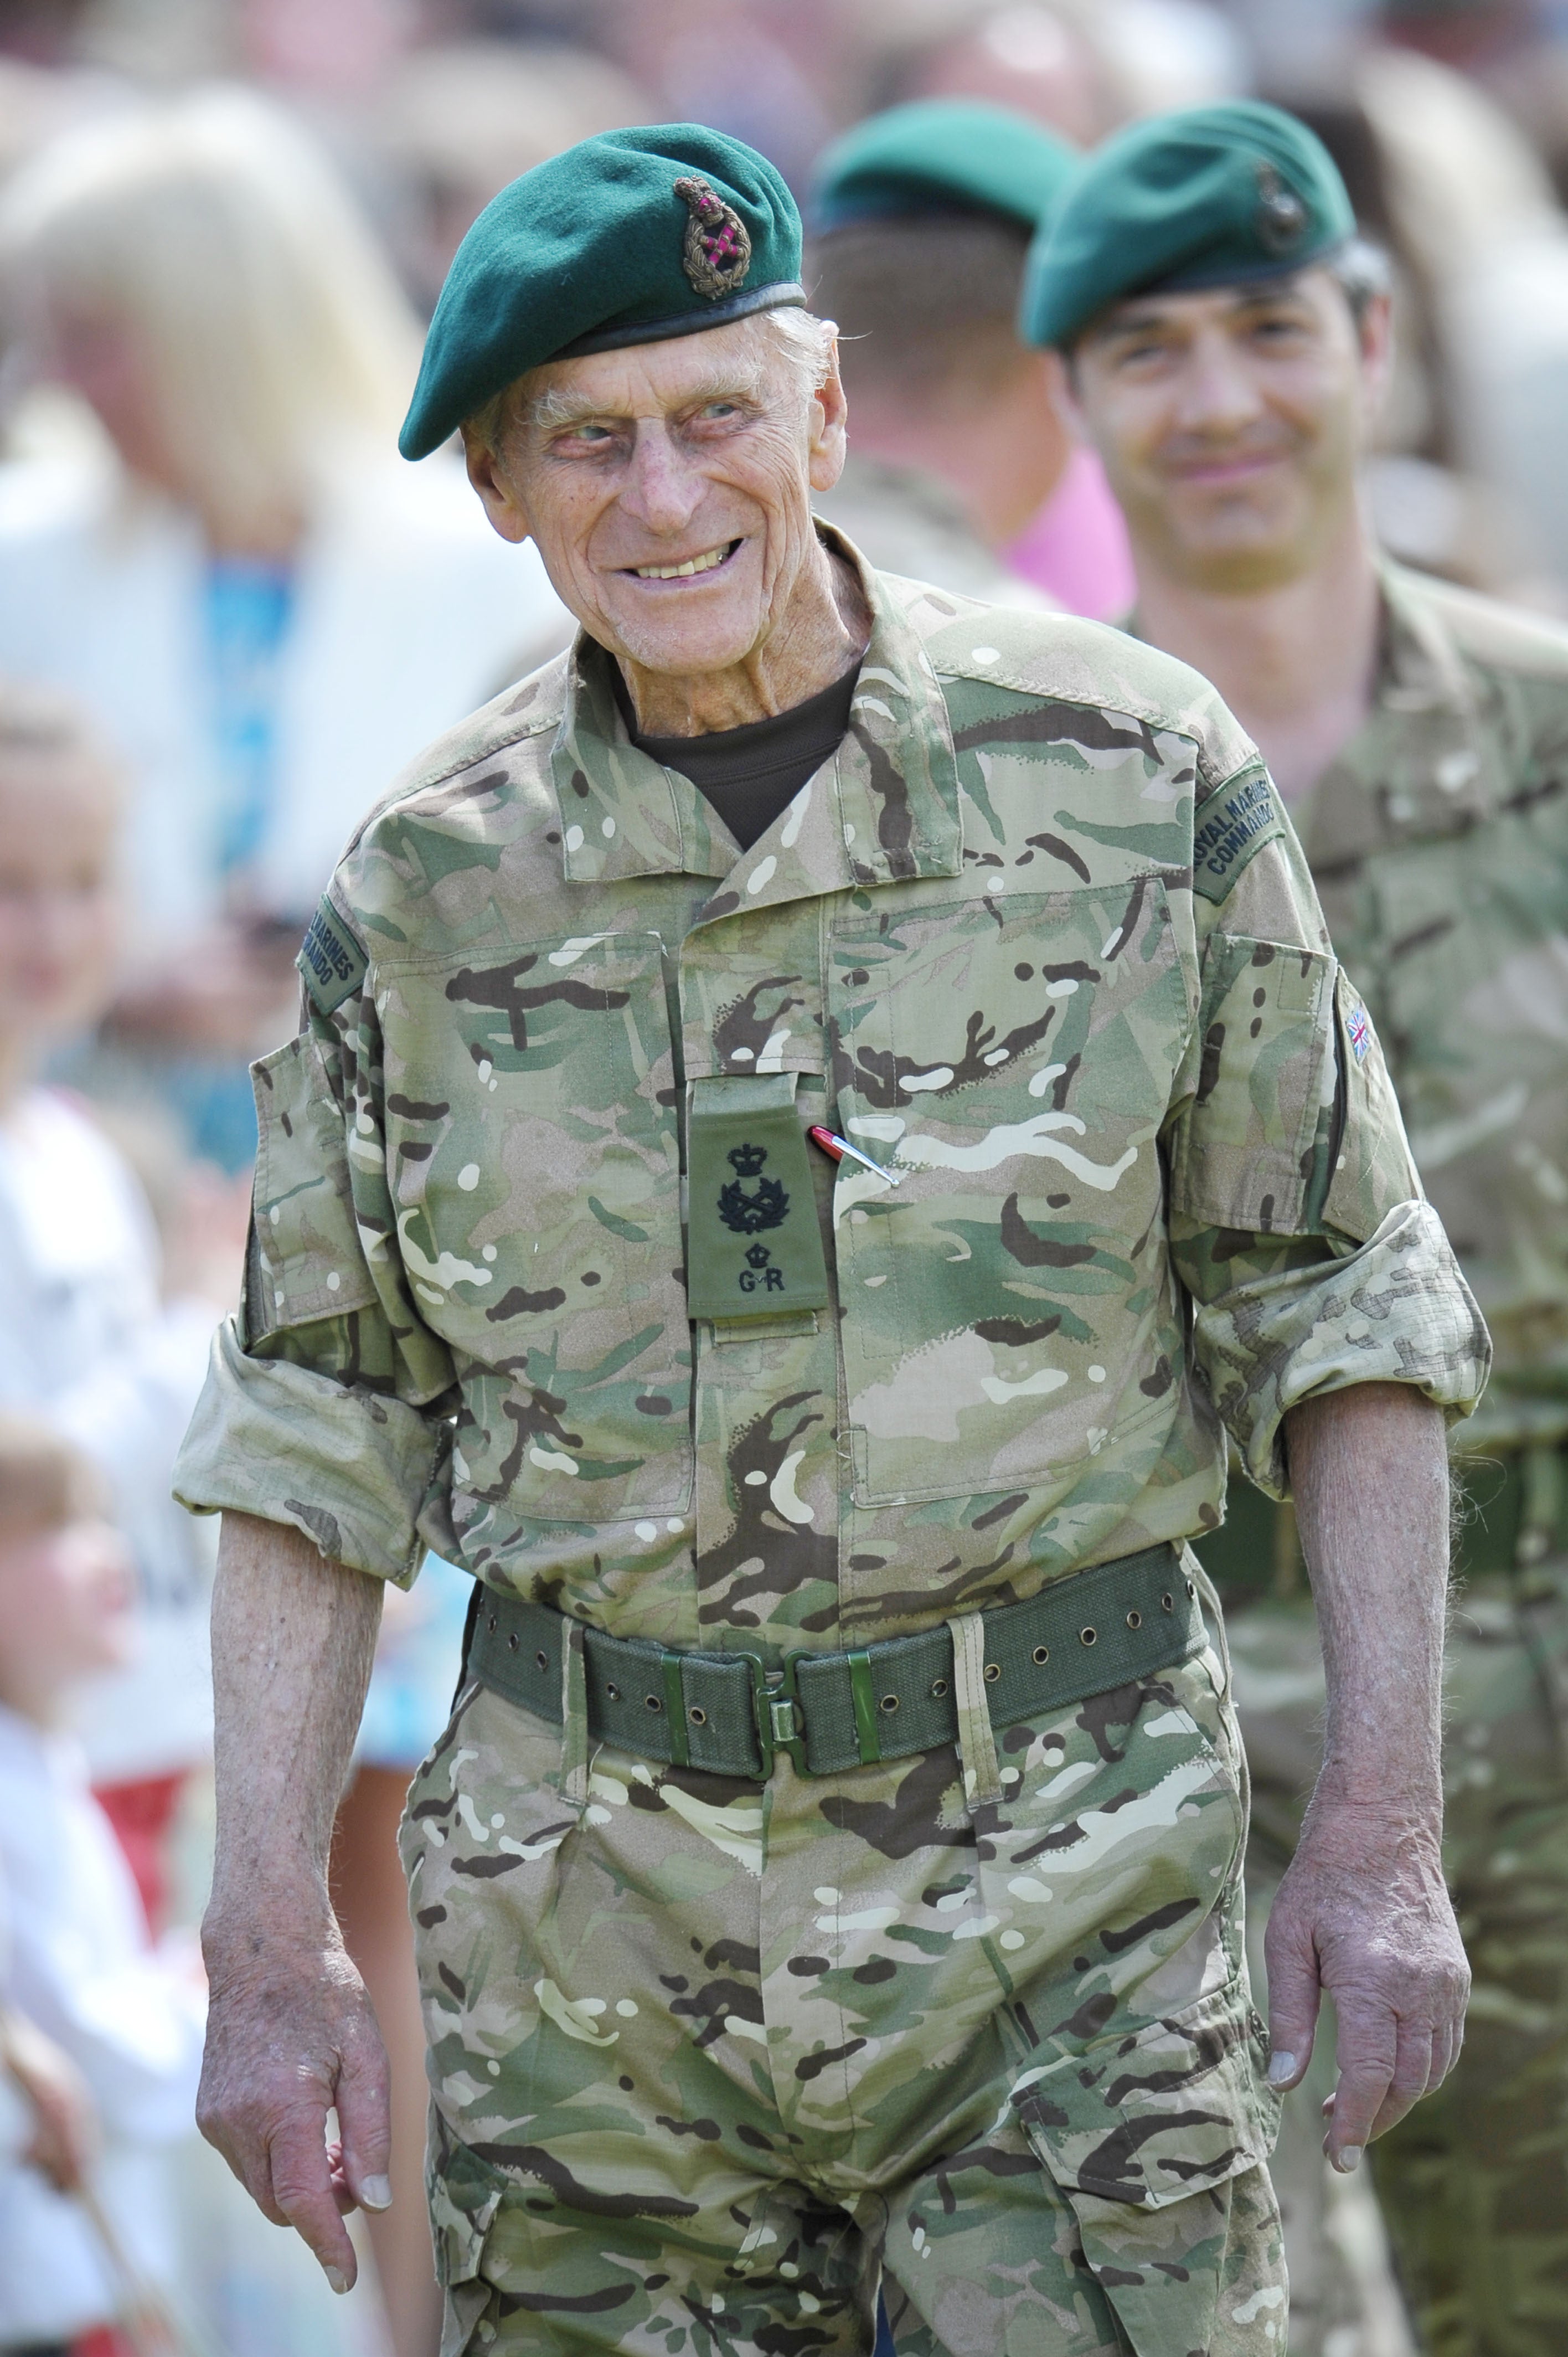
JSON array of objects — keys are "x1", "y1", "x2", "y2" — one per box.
[
  {"x1": 1223, "y1": 564, "x2": 1568, "y2": 2355},
  {"x1": 1023, "y1": 99, "x2": 1568, "y2": 2357},
  {"x1": 177, "y1": 125, "x2": 1487, "y2": 2356}
]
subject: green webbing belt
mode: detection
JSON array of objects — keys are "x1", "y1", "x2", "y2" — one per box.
[{"x1": 465, "y1": 1543, "x2": 1203, "y2": 1780}]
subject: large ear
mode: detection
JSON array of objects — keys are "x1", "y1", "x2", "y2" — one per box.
[
  {"x1": 461, "y1": 416, "x2": 533, "y2": 546},
  {"x1": 806, "y1": 325, "x2": 849, "y2": 495}
]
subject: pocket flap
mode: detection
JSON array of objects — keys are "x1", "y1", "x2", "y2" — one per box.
[
  {"x1": 249, "y1": 1031, "x2": 377, "y2": 1336},
  {"x1": 1012, "y1": 1979, "x2": 1278, "y2": 2209}
]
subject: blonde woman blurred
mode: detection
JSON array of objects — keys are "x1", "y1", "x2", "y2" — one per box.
[
  {"x1": 0, "y1": 95, "x2": 568, "y2": 2357},
  {"x1": 0, "y1": 86, "x2": 566, "y2": 1169}
]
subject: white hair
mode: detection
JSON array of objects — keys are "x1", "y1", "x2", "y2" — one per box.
[{"x1": 0, "y1": 88, "x2": 424, "y2": 543}]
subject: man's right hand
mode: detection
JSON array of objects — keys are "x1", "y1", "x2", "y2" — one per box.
[{"x1": 198, "y1": 1915, "x2": 393, "y2": 2292}]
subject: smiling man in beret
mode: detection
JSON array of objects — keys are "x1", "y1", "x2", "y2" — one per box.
[
  {"x1": 1025, "y1": 97, "x2": 1568, "y2": 2356},
  {"x1": 178, "y1": 121, "x2": 1488, "y2": 2357}
]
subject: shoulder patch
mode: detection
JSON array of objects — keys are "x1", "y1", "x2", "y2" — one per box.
[
  {"x1": 1190, "y1": 768, "x2": 1287, "y2": 903},
  {"x1": 297, "y1": 894, "x2": 369, "y2": 1015}
]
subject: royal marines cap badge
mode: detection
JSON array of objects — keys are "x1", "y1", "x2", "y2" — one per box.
[
  {"x1": 1254, "y1": 162, "x2": 1308, "y2": 257},
  {"x1": 674, "y1": 174, "x2": 753, "y2": 298}
]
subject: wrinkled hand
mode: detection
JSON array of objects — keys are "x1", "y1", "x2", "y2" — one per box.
[
  {"x1": 1263, "y1": 1799, "x2": 1469, "y2": 2173},
  {"x1": 198, "y1": 1915, "x2": 392, "y2": 2291}
]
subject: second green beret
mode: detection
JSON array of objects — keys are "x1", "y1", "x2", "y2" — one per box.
[
  {"x1": 400, "y1": 123, "x2": 804, "y2": 461},
  {"x1": 811, "y1": 99, "x2": 1081, "y2": 234},
  {"x1": 1020, "y1": 100, "x2": 1355, "y2": 352}
]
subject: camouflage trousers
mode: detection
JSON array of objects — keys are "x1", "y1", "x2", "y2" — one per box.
[
  {"x1": 398, "y1": 1629, "x2": 1285, "y2": 2356},
  {"x1": 1225, "y1": 1576, "x2": 1568, "y2": 2357}
]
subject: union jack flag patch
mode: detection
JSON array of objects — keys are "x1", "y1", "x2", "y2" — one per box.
[{"x1": 1347, "y1": 1003, "x2": 1372, "y2": 1064}]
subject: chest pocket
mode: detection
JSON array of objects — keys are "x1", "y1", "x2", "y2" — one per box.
[
  {"x1": 827, "y1": 880, "x2": 1189, "y2": 1506},
  {"x1": 381, "y1": 930, "x2": 690, "y2": 1522}
]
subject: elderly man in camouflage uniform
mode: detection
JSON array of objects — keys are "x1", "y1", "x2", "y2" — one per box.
[
  {"x1": 1027, "y1": 99, "x2": 1568, "y2": 2356},
  {"x1": 177, "y1": 126, "x2": 1487, "y2": 2357}
]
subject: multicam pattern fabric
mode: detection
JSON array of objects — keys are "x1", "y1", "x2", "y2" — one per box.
[
  {"x1": 1196, "y1": 563, "x2": 1568, "y2": 2357},
  {"x1": 403, "y1": 1639, "x2": 1285, "y2": 2355},
  {"x1": 175, "y1": 536, "x2": 1484, "y2": 1641},
  {"x1": 174, "y1": 534, "x2": 1488, "y2": 2353},
  {"x1": 1299, "y1": 562, "x2": 1568, "y2": 1452}
]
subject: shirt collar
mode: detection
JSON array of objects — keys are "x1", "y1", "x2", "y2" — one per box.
[{"x1": 546, "y1": 525, "x2": 962, "y2": 906}]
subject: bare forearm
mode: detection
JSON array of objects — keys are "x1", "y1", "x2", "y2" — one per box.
[
  {"x1": 1266, "y1": 1380, "x2": 1467, "y2": 2164},
  {"x1": 198, "y1": 1511, "x2": 391, "y2": 2285},
  {"x1": 207, "y1": 1510, "x2": 383, "y2": 1933},
  {"x1": 1285, "y1": 1380, "x2": 1450, "y2": 1808}
]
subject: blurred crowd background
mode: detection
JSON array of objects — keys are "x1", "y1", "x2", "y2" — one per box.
[{"x1": 2, "y1": 1, "x2": 1567, "y2": 2352}]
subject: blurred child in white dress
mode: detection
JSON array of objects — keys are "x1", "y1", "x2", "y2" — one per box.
[{"x1": 0, "y1": 1414, "x2": 204, "y2": 2353}]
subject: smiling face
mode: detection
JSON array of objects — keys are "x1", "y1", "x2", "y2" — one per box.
[
  {"x1": 462, "y1": 314, "x2": 851, "y2": 699},
  {"x1": 1061, "y1": 267, "x2": 1389, "y2": 594}
]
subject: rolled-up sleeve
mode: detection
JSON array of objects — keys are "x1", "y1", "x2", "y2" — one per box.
[
  {"x1": 1167, "y1": 765, "x2": 1490, "y2": 1496},
  {"x1": 172, "y1": 950, "x2": 456, "y2": 1583}
]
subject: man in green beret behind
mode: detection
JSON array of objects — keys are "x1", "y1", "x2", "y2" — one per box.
[
  {"x1": 176, "y1": 121, "x2": 1488, "y2": 2356},
  {"x1": 804, "y1": 99, "x2": 1075, "y2": 608},
  {"x1": 1024, "y1": 97, "x2": 1568, "y2": 2357}
]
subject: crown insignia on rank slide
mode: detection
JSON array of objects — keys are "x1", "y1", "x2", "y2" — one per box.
[{"x1": 675, "y1": 174, "x2": 753, "y2": 296}]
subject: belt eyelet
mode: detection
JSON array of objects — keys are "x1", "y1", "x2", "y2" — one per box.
[
  {"x1": 487, "y1": 1613, "x2": 498, "y2": 1631},
  {"x1": 507, "y1": 1632, "x2": 519, "y2": 1651},
  {"x1": 930, "y1": 1676, "x2": 949, "y2": 1699},
  {"x1": 1126, "y1": 1609, "x2": 1142, "y2": 1630},
  {"x1": 1160, "y1": 1591, "x2": 1174, "y2": 1612},
  {"x1": 983, "y1": 1661, "x2": 1002, "y2": 1682},
  {"x1": 646, "y1": 1694, "x2": 664, "y2": 1713},
  {"x1": 879, "y1": 1693, "x2": 899, "y2": 1713},
  {"x1": 688, "y1": 1705, "x2": 707, "y2": 1726},
  {"x1": 535, "y1": 1649, "x2": 548, "y2": 1671},
  {"x1": 1080, "y1": 1625, "x2": 1097, "y2": 1646},
  {"x1": 1031, "y1": 1644, "x2": 1049, "y2": 1665},
  {"x1": 605, "y1": 1682, "x2": 620, "y2": 1701},
  {"x1": 1187, "y1": 1579, "x2": 1196, "y2": 1598}
]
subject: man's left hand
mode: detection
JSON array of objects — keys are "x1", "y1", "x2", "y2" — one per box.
[{"x1": 1263, "y1": 1794, "x2": 1469, "y2": 2171}]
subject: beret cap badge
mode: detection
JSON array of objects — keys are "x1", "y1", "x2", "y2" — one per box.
[
  {"x1": 675, "y1": 174, "x2": 753, "y2": 298},
  {"x1": 1254, "y1": 161, "x2": 1308, "y2": 257}
]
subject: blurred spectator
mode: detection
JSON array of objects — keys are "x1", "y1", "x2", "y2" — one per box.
[
  {"x1": 0, "y1": 683, "x2": 235, "y2": 1933},
  {"x1": 0, "y1": 85, "x2": 567, "y2": 1167},
  {"x1": 0, "y1": 1412, "x2": 204, "y2": 2353},
  {"x1": 1352, "y1": 40, "x2": 1568, "y2": 600},
  {"x1": 372, "y1": 38, "x2": 648, "y2": 310},
  {"x1": 876, "y1": 1, "x2": 1246, "y2": 140}
]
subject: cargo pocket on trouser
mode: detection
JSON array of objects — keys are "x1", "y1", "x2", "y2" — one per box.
[
  {"x1": 429, "y1": 2130, "x2": 505, "y2": 2357},
  {"x1": 1013, "y1": 1983, "x2": 1285, "y2": 2356}
]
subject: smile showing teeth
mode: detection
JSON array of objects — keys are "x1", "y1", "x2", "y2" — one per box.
[{"x1": 631, "y1": 541, "x2": 735, "y2": 580}]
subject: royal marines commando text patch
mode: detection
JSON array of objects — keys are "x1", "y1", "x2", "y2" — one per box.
[
  {"x1": 1190, "y1": 768, "x2": 1287, "y2": 902},
  {"x1": 297, "y1": 894, "x2": 369, "y2": 1016}
]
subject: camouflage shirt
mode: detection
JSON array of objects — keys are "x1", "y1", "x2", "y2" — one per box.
[
  {"x1": 174, "y1": 536, "x2": 1487, "y2": 1656},
  {"x1": 1295, "y1": 562, "x2": 1568, "y2": 1451}
]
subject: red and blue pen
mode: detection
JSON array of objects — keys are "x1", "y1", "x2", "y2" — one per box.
[{"x1": 807, "y1": 1125, "x2": 902, "y2": 1186}]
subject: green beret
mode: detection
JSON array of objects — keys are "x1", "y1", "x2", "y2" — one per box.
[
  {"x1": 1019, "y1": 100, "x2": 1355, "y2": 351},
  {"x1": 811, "y1": 99, "x2": 1080, "y2": 235},
  {"x1": 399, "y1": 124, "x2": 804, "y2": 461}
]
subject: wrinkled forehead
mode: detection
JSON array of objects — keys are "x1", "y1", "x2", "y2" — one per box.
[{"x1": 515, "y1": 313, "x2": 778, "y2": 428}]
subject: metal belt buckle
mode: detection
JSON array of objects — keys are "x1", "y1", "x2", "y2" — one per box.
[{"x1": 743, "y1": 1651, "x2": 812, "y2": 1778}]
